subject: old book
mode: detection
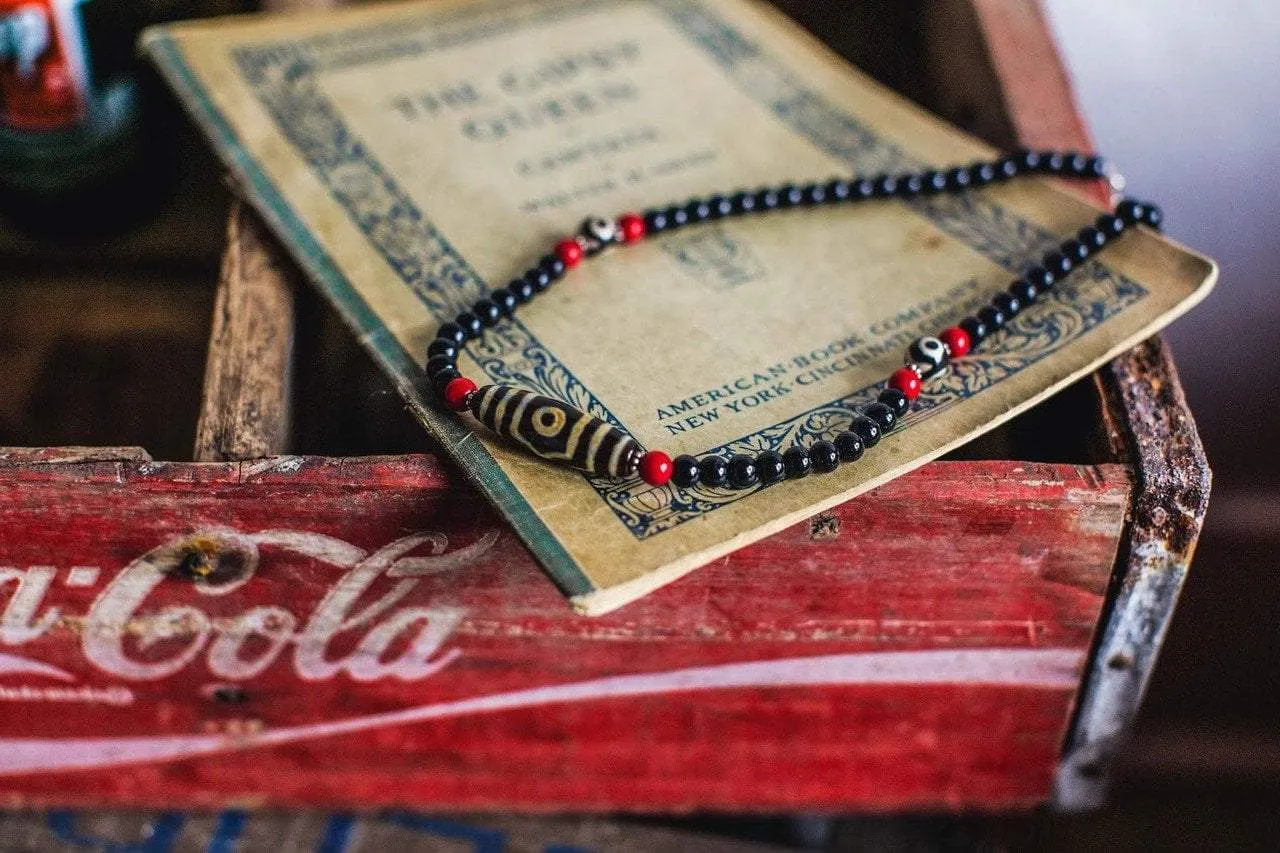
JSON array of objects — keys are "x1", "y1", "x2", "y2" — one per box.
[{"x1": 141, "y1": 0, "x2": 1215, "y2": 615}]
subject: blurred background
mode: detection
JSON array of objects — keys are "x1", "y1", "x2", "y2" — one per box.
[{"x1": 0, "y1": 0, "x2": 1276, "y2": 849}]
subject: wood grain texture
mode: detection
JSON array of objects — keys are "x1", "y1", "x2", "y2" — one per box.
[
  {"x1": 0, "y1": 455, "x2": 1128, "y2": 812},
  {"x1": 0, "y1": 810, "x2": 797, "y2": 853},
  {"x1": 191, "y1": 0, "x2": 343, "y2": 466},
  {"x1": 193, "y1": 201, "x2": 296, "y2": 462}
]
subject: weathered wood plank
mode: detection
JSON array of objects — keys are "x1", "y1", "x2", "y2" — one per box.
[
  {"x1": 191, "y1": 0, "x2": 343, "y2": 466},
  {"x1": 0, "y1": 810, "x2": 797, "y2": 853},
  {"x1": 193, "y1": 201, "x2": 297, "y2": 462},
  {"x1": 0, "y1": 456, "x2": 1128, "y2": 812}
]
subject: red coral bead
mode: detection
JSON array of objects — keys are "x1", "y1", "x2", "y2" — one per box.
[
  {"x1": 889, "y1": 367, "x2": 923, "y2": 401},
  {"x1": 618, "y1": 213, "x2": 646, "y2": 244},
  {"x1": 939, "y1": 326, "x2": 971, "y2": 358},
  {"x1": 443, "y1": 377, "x2": 478, "y2": 411},
  {"x1": 639, "y1": 450, "x2": 673, "y2": 486},
  {"x1": 555, "y1": 238, "x2": 584, "y2": 268}
]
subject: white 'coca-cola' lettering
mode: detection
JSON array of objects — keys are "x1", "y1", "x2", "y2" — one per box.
[
  {"x1": 1, "y1": 527, "x2": 499, "y2": 683},
  {"x1": 0, "y1": 566, "x2": 60, "y2": 644}
]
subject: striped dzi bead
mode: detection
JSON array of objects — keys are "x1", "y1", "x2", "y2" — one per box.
[{"x1": 468, "y1": 385, "x2": 642, "y2": 478}]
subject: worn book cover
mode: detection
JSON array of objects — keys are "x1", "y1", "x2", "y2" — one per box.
[{"x1": 141, "y1": 0, "x2": 1215, "y2": 614}]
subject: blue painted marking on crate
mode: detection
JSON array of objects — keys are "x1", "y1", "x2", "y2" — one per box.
[{"x1": 46, "y1": 810, "x2": 186, "y2": 852}]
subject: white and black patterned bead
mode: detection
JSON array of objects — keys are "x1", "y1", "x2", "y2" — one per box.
[
  {"x1": 469, "y1": 385, "x2": 641, "y2": 477},
  {"x1": 907, "y1": 336, "x2": 948, "y2": 377},
  {"x1": 578, "y1": 217, "x2": 619, "y2": 256}
]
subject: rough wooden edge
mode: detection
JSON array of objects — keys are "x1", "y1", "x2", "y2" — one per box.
[
  {"x1": 0, "y1": 447, "x2": 153, "y2": 465},
  {"x1": 950, "y1": 0, "x2": 1213, "y2": 810},
  {"x1": 1053, "y1": 339, "x2": 1211, "y2": 809},
  {"x1": 193, "y1": 200, "x2": 296, "y2": 462}
]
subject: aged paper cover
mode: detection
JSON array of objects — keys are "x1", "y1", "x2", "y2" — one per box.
[{"x1": 141, "y1": 0, "x2": 1215, "y2": 614}]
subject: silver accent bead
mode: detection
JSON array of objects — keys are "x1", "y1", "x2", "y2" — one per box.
[{"x1": 579, "y1": 216, "x2": 619, "y2": 256}]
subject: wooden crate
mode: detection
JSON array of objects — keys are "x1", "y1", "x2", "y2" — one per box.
[{"x1": 0, "y1": 0, "x2": 1207, "y2": 825}]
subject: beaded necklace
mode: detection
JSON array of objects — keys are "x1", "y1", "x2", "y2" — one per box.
[{"x1": 425, "y1": 150, "x2": 1159, "y2": 491}]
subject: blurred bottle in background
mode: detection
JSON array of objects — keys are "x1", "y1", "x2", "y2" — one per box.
[{"x1": 0, "y1": 0, "x2": 251, "y2": 235}]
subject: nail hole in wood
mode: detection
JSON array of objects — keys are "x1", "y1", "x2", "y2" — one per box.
[
  {"x1": 212, "y1": 685, "x2": 249, "y2": 705},
  {"x1": 1107, "y1": 652, "x2": 1133, "y2": 671},
  {"x1": 809, "y1": 513, "x2": 840, "y2": 539}
]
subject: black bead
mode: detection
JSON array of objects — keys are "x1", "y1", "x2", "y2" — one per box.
[
  {"x1": 1025, "y1": 264, "x2": 1056, "y2": 291},
  {"x1": 427, "y1": 338, "x2": 457, "y2": 360},
  {"x1": 960, "y1": 316, "x2": 987, "y2": 344},
  {"x1": 945, "y1": 166, "x2": 972, "y2": 191},
  {"x1": 1039, "y1": 151, "x2": 1066, "y2": 173},
  {"x1": 782, "y1": 446, "x2": 811, "y2": 479},
  {"x1": 1043, "y1": 250, "x2": 1073, "y2": 279},
  {"x1": 865, "y1": 401, "x2": 897, "y2": 432},
  {"x1": 672, "y1": 454, "x2": 700, "y2": 487},
  {"x1": 539, "y1": 254, "x2": 566, "y2": 280},
  {"x1": 1097, "y1": 213, "x2": 1126, "y2": 238},
  {"x1": 851, "y1": 415, "x2": 881, "y2": 448},
  {"x1": 525, "y1": 267, "x2": 552, "y2": 293},
  {"x1": 455, "y1": 312, "x2": 483, "y2": 339},
  {"x1": 1084, "y1": 156, "x2": 1108, "y2": 179},
  {"x1": 801, "y1": 183, "x2": 827, "y2": 205},
  {"x1": 851, "y1": 177, "x2": 876, "y2": 200},
  {"x1": 437, "y1": 322, "x2": 466, "y2": 346},
  {"x1": 969, "y1": 162, "x2": 996, "y2": 186},
  {"x1": 1078, "y1": 226, "x2": 1108, "y2": 253},
  {"x1": 729, "y1": 190, "x2": 757, "y2": 215},
  {"x1": 1010, "y1": 278, "x2": 1039, "y2": 305},
  {"x1": 756, "y1": 450, "x2": 786, "y2": 484},
  {"x1": 896, "y1": 173, "x2": 923, "y2": 197},
  {"x1": 1142, "y1": 203, "x2": 1163, "y2": 231},
  {"x1": 699, "y1": 455, "x2": 728, "y2": 487},
  {"x1": 994, "y1": 157, "x2": 1020, "y2": 180},
  {"x1": 877, "y1": 387, "x2": 910, "y2": 418},
  {"x1": 490, "y1": 288, "x2": 518, "y2": 316},
  {"x1": 686, "y1": 198, "x2": 713, "y2": 222},
  {"x1": 1116, "y1": 198, "x2": 1147, "y2": 225},
  {"x1": 992, "y1": 291, "x2": 1021, "y2": 318},
  {"x1": 810, "y1": 441, "x2": 839, "y2": 474},
  {"x1": 1064, "y1": 152, "x2": 1090, "y2": 176},
  {"x1": 780, "y1": 184, "x2": 804, "y2": 207},
  {"x1": 1014, "y1": 149, "x2": 1041, "y2": 172},
  {"x1": 885, "y1": 174, "x2": 916, "y2": 197},
  {"x1": 644, "y1": 209, "x2": 670, "y2": 234},
  {"x1": 834, "y1": 430, "x2": 865, "y2": 462},
  {"x1": 826, "y1": 178, "x2": 852, "y2": 201},
  {"x1": 922, "y1": 170, "x2": 947, "y2": 195},
  {"x1": 511, "y1": 277, "x2": 536, "y2": 303},
  {"x1": 978, "y1": 305, "x2": 1006, "y2": 331},
  {"x1": 709, "y1": 195, "x2": 733, "y2": 219},
  {"x1": 1062, "y1": 238, "x2": 1089, "y2": 264},
  {"x1": 873, "y1": 174, "x2": 898, "y2": 198},
  {"x1": 756, "y1": 187, "x2": 781, "y2": 210},
  {"x1": 425, "y1": 354, "x2": 456, "y2": 378},
  {"x1": 727, "y1": 454, "x2": 759, "y2": 488},
  {"x1": 472, "y1": 298, "x2": 502, "y2": 327},
  {"x1": 666, "y1": 205, "x2": 690, "y2": 227},
  {"x1": 430, "y1": 368, "x2": 460, "y2": 394}
]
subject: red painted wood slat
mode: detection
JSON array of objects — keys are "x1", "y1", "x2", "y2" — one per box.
[{"x1": 0, "y1": 454, "x2": 1128, "y2": 811}]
